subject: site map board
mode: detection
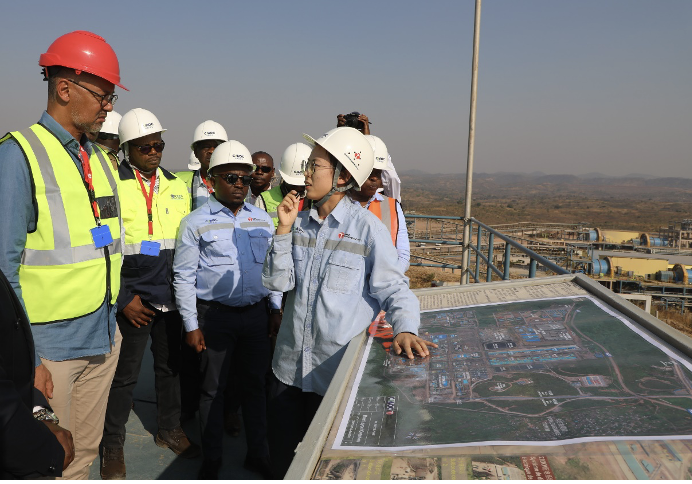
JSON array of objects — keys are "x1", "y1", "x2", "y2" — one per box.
[{"x1": 287, "y1": 275, "x2": 692, "y2": 480}]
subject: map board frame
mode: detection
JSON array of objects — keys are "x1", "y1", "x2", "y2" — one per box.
[{"x1": 285, "y1": 273, "x2": 692, "y2": 480}]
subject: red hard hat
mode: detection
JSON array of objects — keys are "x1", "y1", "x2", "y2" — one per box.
[{"x1": 39, "y1": 30, "x2": 127, "y2": 91}]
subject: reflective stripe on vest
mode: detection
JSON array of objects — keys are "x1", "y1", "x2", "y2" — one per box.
[
  {"x1": 367, "y1": 197, "x2": 398, "y2": 246},
  {"x1": 7, "y1": 125, "x2": 122, "y2": 323},
  {"x1": 259, "y1": 186, "x2": 284, "y2": 228}
]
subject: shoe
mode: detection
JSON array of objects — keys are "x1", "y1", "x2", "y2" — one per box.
[
  {"x1": 244, "y1": 454, "x2": 274, "y2": 480},
  {"x1": 198, "y1": 458, "x2": 222, "y2": 479},
  {"x1": 101, "y1": 447, "x2": 126, "y2": 480},
  {"x1": 223, "y1": 411, "x2": 241, "y2": 437},
  {"x1": 155, "y1": 427, "x2": 201, "y2": 459}
]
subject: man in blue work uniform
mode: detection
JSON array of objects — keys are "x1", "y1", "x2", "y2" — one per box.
[
  {"x1": 173, "y1": 140, "x2": 282, "y2": 479},
  {"x1": 263, "y1": 127, "x2": 436, "y2": 478}
]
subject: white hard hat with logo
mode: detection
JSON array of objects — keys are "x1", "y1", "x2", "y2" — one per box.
[
  {"x1": 118, "y1": 108, "x2": 166, "y2": 145},
  {"x1": 100, "y1": 111, "x2": 122, "y2": 136},
  {"x1": 364, "y1": 135, "x2": 389, "y2": 170},
  {"x1": 302, "y1": 127, "x2": 374, "y2": 207},
  {"x1": 208, "y1": 140, "x2": 255, "y2": 174},
  {"x1": 191, "y1": 120, "x2": 228, "y2": 150},
  {"x1": 188, "y1": 151, "x2": 201, "y2": 170},
  {"x1": 279, "y1": 143, "x2": 311, "y2": 185},
  {"x1": 303, "y1": 127, "x2": 374, "y2": 187}
]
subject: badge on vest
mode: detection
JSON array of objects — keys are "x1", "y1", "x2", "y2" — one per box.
[
  {"x1": 140, "y1": 240, "x2": 161, "y2": 257},
  {"x1": 90, "y1": 225, "x2": 114, "y2": 249}
]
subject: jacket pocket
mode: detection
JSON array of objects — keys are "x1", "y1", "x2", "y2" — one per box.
[
  {"x1": 249, "y1": 229, "x2": 270, "y2": 263},
  {"x1": 200, "y1": 230, "x2": 236, "y2": 266},
  {"x1": 324, "y1": 251, "x2": 362, "y2": 294}
]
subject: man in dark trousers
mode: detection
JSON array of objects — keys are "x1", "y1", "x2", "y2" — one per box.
[{"x1": 0, "y1": 269, "x2": 73, "y2": 478}]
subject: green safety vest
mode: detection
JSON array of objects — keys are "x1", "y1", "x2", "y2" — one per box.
[
  {"x1": 176, "y1": 170, "x2": 194, "y2": 194},
  {"x1": 259, "y1": 185, "x2": 285, "y2": 228},
  {"x1": 1, "y1": 124, "x2": 122, "y2": 324},
  {"x1": 119, "y1": 166, "x2": 189, "y2": 256}
]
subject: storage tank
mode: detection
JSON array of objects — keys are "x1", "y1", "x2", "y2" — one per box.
[{"x1": 673, "y1": 264, "x2": 692, "y2": 284}]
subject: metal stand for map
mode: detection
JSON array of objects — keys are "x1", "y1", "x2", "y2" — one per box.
[{"x1": 287, "y1": 274, "x2": 692, "y2": 480}]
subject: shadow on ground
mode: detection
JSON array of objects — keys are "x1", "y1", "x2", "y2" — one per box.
[{"x1": 89, "y1": 342, "x2": 263, "y2": 480}]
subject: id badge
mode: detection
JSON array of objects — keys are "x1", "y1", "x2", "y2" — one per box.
[
  {"x1": 140, "y1": 240, "x2": 161, "y2": 257},
  {"x1": 90, "y1": 225, "x2": 113, "y2": 249}
]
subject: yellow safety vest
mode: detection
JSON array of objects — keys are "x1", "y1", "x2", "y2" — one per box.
[
  {"x1": 1, "y1": 124, "x2": 122, "y2": 324},
  {"x1": 119, "y1": 166, "x2": 189, "y2": 256}
]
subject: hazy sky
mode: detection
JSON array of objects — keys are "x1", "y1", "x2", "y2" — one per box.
[{"x1": 1, "y1": 1, "x2": 690, "y2": 177}]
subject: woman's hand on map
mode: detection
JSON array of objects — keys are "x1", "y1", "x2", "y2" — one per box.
[{"x1": 393, "y1": 332, "x2": 437, "y2": 359}]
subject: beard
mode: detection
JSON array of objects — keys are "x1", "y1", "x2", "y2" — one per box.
[{"x1": 72, "y1": 106, "x2": 106, "y2": 137}]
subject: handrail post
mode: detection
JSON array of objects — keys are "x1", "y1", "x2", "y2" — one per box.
[
  {"x1": 486, "y1": 232, "x2": 494, "y2": 282},
  {"x1": 503, "y1": 242, "x2": 511, "y2": 280},
  {"x1": 529, "y1": 259, "x2": 537, "y2": 278},
  {"x1": 460, "y1": 0, "x2": 482, "y2": 285},
  {"x1": 474, "y1": 224, "x2": 482, "y2": 282}
]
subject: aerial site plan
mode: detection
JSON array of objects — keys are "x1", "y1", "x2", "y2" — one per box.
[
  {"x1": 335, "y1": 295, "x2": 692, "y2": 450},
  {"x1": 307, "y1": 280, "x2": 692, "y2": 479}
]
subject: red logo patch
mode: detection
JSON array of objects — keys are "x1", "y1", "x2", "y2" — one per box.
[
  {"x1": 354, "y1": 152, "x2": 361, "y2": 160},
  {"x1": 338, "y1": 232, "x2": 345, "y2": 239}
]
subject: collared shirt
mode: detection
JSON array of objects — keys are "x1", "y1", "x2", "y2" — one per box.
[
  {"x1": 190, "y1": 170, "x2": 213, "y2": 211},
  {"x1": 351, "y1": 193, "x2": 410, "y2": 273},
  {"x1": 173, "y1": 196, "x2": 282, "y2": 332},
  {"x1": 381, "y1": 155, "x2": 401, "y2": 203},
  {"x1": 263, "y1": 197, "x2": 420, "y2": 396},
  {"x1": 246, "y1": 191, "x2": 260, "y2": 206},
  {"x1": 0, "y1": 111, "x2": 116, "y2": 363}
]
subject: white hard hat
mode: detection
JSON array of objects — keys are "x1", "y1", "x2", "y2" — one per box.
[
  {"x1": 279, "y1": 143, "x2": 311, "y2": 185},
  {"x1": 191, "y1": 120, "x2": 228, "y2": 150},
  {"x1": 118, "y1": 108, "x2": 166, "y2": 145},
  {"x1": 188, "y1": 151, "x2": 201, "y2": 170},
  {"x1": 364, "y1": 135, "x2": 389, "y2": 170},
  {"x1": 208, "y1": 140, "x2": 254, "y2": 174},
  {"x1": 303, "y1": 127, "x2": 374, "y2": 188},
  {"x1": 100, "y1": 111, "x2": 122, "y2": 136}
]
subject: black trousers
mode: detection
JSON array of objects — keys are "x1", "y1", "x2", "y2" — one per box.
[
  {"x1": 267, "y1": 377, "x2": 323, "y2": 478},
  {"x1": 102, "y1": 310, "x2": 183, "y2": 448},
  {"x1": 197, "y1": 300, "x2": 270, "y2": 461}
]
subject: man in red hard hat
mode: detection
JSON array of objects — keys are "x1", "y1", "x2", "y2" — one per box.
[{"x1": 0, "y1": 31, "x2": 126, "y2": 479}]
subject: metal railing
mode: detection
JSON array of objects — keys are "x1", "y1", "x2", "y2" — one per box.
[{"x1": 406, "y1": 215, "x2": 569, "y2": 283}]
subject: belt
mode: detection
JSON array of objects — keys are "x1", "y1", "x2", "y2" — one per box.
[{"x1": 196, "y1": 298, "x2": 264, "y2": 313}]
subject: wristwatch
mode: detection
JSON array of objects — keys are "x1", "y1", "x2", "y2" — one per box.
[
  {"x1": 269, "y1": 308, "x2": 282, "y2": 315},
  {"x1": 34, "y1": 408, "x2": 60, "y2": 424}
]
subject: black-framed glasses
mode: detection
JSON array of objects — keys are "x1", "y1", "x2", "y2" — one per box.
[
  {"x1": 214, "y1": 173, "x2": 253, "y2": 186},
  {"x1": 129, "y1": 141, "x2": 165, "y2": 154},
  {"x1": 67, "y1": 79, "x2": 118, "y2": 106},
  {"x1": 254, "y1": 165, "x2": 272, "y2": 174},
  {"x1": 304, "y1": 159, "x2": 333, "y2": 176}
]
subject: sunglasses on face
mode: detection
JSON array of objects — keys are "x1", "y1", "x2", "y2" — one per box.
[
  {"x1": 215, "y1": 173, "x2": 253, "y2": 186},
  {"x1": 129, "y1": 141, "x2": 165, "y2": 154},
  {"x1": 254, "y1": 165, "x2": 272, "y2": 174}
]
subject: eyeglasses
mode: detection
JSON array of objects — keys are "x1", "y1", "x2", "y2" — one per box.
[
  {"x1": 67, "y1": 79, "x2": 118, "y2": 106},
  {"x1": 129, "y1": 141, "x2": 165, "y2": 154},
  {"x1": 254, "y1": 165, "x2": 273, "y2": 174},
  {"x1": 214, "y1": 173, "x2": 253, "y2": 186},
  {"x1": 304, "y1": 159, "x2": 333, "y2": 176}
]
